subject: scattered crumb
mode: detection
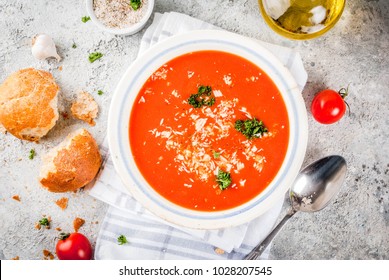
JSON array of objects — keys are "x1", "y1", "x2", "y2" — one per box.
[
  {"x1": 35, "y1": 223, "x2": 41, "y2": 230},
  {"x1": 73, "y1": 217, "x2": 85, "y2": 232},
  {"x1": 12, "y1": 195, "x2": 21, "y2": 202},
  {"x1": 55, "y1": 227, "x2": 62, "y2": 231},
  {"x1": 214, "y1": 248, "x2": 225, "y2": 255},
  {"x1": 11, "y1": 256, "x2": 19, "y2": 260},
  {"x1": 58, "y1": 66, "x2": 63, "y2": 71},
  {"x1": 43, "y1": 250, "x2": 55, "y2": 260},
  {"x1": 55, "y1": 197, "x2": 68, "y2": 210},
  {"x1": 71, "y1": 90, "x2": 99, "y2": 126}
]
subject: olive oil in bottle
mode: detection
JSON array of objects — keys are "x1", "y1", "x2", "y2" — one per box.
[{"x1": 259, "y1": 0, "x2": 346, "y2": 39}]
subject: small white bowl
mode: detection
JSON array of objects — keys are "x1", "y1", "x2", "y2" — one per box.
[
  {"x1": 85, "y1": 0, "x2": 154, "y2": 36},
  {"x1": 108, "y1": 30, "x2": 308, "y2": 229}
]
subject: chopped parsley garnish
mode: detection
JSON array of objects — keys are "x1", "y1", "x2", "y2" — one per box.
[
  {"x1": 72, "y1": 42, "x2": 77, "y2": 49},
  {"x1": 188, "y1": 85, "x2": 215, "y2": 108},
  {"x1": 39, "y1": 217, "x2": 50, "y2": 226},
  {"x1": 235, "y1": 118, "x2": 268, "y2": 139},
  {"x1": 29, "y1": 149, "x2": 35, "y2": 160},
  {"x1": 88, "y1": 52, "x2": 103, "y2": 63},
  {"x1": 117, "y1": 234, "x2": 128, "y2": 245},
  {"x1": 130, "y1": 0, "x2": 142, "y2": 10},
  {"x1": 213, "y1": 151, "x2": 220, "y2": 159},
  {"x1": 97, "y1": 90, "x2": 104, "y2": 95},
  {"x1": 216, "y1": 169, "x2": 232, "y2": 190},
  {"x1": 81, "y1": 16, "x2": 91, "y2": 23}
]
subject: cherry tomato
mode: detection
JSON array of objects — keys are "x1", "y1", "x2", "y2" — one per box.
[
  {"x1": 56, "y1": 232, "x2": 92, "y2": 260},
  {"x1": 311, "y1": 87, "x2": 349, "y2": 124}
]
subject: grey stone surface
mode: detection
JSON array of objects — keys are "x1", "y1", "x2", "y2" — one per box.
[{"x1": 0, "y1": 0, "x2": 388, "y2": 260}]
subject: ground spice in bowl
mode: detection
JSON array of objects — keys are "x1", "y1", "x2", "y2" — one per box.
[{"x1": 93, "y1": 0, "x2": 149, "y2": 29}]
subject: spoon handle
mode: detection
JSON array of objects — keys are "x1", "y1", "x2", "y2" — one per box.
[{"x1": 244, "y1": 208, "x2": 296, "y2": 260}]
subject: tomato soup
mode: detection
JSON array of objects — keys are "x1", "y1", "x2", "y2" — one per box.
[{"x1": 129, "y1": 51, "x2": 289, "y2": 211}]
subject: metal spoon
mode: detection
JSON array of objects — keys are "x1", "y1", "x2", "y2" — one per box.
[{"x1": 244, "y1": 155, "x2": 347, "y2": 260}]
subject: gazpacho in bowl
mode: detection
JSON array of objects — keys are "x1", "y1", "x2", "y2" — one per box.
[{"x1": 108, "y1": 30, "x2": 308, "y2": 229}]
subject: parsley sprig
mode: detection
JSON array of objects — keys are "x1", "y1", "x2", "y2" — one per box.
[
  {"x1": 216, "y1": 169, "x2": 232, "y2": 190},
  {"x1": 88, "y1": 52, "x2": 103, "y2": 63},
  {"x1": 130, "y1": 0, "x2": 142, "y2": 10},
  {"x1": 39, "y1": 217, "x2": 50, "y2": 226},
  {"x1": 118, "y1": 234, "x2": 128, "y2": 245},
  {"x1": 188, "y1": 85, "x2": 215, "y2": 108},
  {"x1": 29, "y1": 149, "x2": 35, "y2": 160},
  {"x1": 81, "y1": 16, "x2": 91, "y2": 23},
  {"x1": 235, "y1": 118, "x2": 268, "y2": 139}
]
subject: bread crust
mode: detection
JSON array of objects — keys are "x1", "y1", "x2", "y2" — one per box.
[
  {"x1": 39, "y1": 129, "x2": 102, "y2": 192},
  {"x1": 0, "y1": 68, "x2": 59, "y2": 141}
]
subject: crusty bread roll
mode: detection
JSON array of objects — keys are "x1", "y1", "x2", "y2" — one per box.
[
  {"x1": 39, "y1": 128, "x2": 102, "y2": 193},
  {"x1": 0, "y1": 68, "x2": 59, "y2": 141}
]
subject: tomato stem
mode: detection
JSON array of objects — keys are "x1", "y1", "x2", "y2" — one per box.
[
  {"x1": 58, "y1": 232, "x2": 70, "y2": 240},
  {"x1": 339, "y1": 84, "x2": 351, "y2": 116},
  {"x1": 338, "y1": 84, "x2": 350, "y2": 99}
]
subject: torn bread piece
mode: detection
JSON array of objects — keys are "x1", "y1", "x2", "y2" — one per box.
[
  {"x1": 0, "y1": 68, "x2": 59, "y2": 141},
  {"x1": 71, "y1": 91, "x2": 98, "y2": 126},
  {"x1": 39, "y1": 128, "x2": 102, "y2": 193}
]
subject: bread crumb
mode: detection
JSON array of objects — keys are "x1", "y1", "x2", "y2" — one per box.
[
  {"x1": 55, "y1": 227, "x2": 62, "y2": 231},
  {"x1": 71, "y1": 91, "x2": 98, "y2": 126},
  {"x1": 12, "y1": 195, "x2": 21, "y2": 202},
  {"x1": 58, "y1": 66, "x2": 63, "y2": 71},
  {"x1": 55, "y1": 197, "x2": 68, "y2": 210},
  {"x1": 35, "y1": 223, "x2": 41, "y2": 230},
  {"x1": 43, "y1": 249, "x2": 54, "y2": 260},
  {"x1": 73, "y1": 217, "x2": 85, "y2": 232},
  {"x1": 11, "y1": 256, "x2": 19, "y2": 260},
  {"x1": 214, "y1": 248, "x2": 225, "y2": 255}
]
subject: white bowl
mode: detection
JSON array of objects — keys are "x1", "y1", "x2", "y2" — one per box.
[
  {"x1": 108, "y1": 30, "x2": 308, "y2": 229},
  {"x1": 85, "y1": 0, "x2": 154, "y2": 36}
]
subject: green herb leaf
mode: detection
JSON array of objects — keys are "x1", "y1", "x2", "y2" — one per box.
[
  {"x1": 118, "y1": 234, "x2": 128, "y2": 245},
  {"x1": 88, "y1": 52, "x2": 103, "y2": 63},
  {"x1": 97, "y1": 90, "x2": 104, "y2": 96},
  {"x1": 188, "y1": 85, "x2": 215, "y2": 109},
  {"x1": 234, "y1": 118, "x2": 268, "y2": 139},
  {"x1": 130, "y1": 0, "x2": 142, "y2": 10},
  {"x1": 213, "y1": 151, "x2": 220, "y2": 159},
  {"x1": 81, "y1": 16, "x2": 91, "y2": 23},
  {"x1": 216, "y1": 169, "x2": 232, "y2": 190},
  {"x1": 198, "y1": 85, "x2": 212, "y2": 95},
  {"x1": 39, "y1": 217, "x2": 50, "y2": 226},
  {"x1": 72, "y1": 42, "x2": 77, "y2": 49},
  {"x1": 29, "y1": 149, "x2": 35, "y2": 160}
]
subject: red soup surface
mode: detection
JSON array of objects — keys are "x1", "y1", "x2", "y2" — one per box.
[{"x1": 129, "y1": 50, "x2": 289, "y2": 211}]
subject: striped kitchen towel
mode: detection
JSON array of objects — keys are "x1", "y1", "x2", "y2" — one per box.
[{"x1": 88, "y1": 12, "x2": 307, "y2": 260}]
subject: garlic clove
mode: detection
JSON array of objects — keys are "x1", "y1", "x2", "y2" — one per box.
[{"x1": 31, "y1": 34, "x2": 61, "y2": 62}]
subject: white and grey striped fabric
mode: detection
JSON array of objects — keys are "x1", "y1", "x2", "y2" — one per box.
[{"x1": 88, "y1": 12, "x2": 307, "y2": 260}]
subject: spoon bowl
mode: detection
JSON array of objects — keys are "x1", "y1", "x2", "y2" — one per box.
[
  {"x1": 290, "y1": 155, "x2": 347, "y2": 212},
  {"x1": 245, "y1": 155, "x2": 347, "y2": 260}
]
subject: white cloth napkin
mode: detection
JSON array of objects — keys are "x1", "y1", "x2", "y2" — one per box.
[{"x1": 89, "y1": 12, "x2": 307, "y2": 260}]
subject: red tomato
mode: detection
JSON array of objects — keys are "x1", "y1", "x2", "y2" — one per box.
[
  {"x1": 311, "y1": 88, "x2": 349, "y2": 124},
  {"x1": 56, "y1": 232, "x2": 92, "y2": 260}
]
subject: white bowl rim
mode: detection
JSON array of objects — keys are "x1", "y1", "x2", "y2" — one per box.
[
  {"x1": 85, "y1": 0, "x2": 155, "y2": 35},
  {"x1": 108, "y1": 29, "x2": 308, "y2": 229}
]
